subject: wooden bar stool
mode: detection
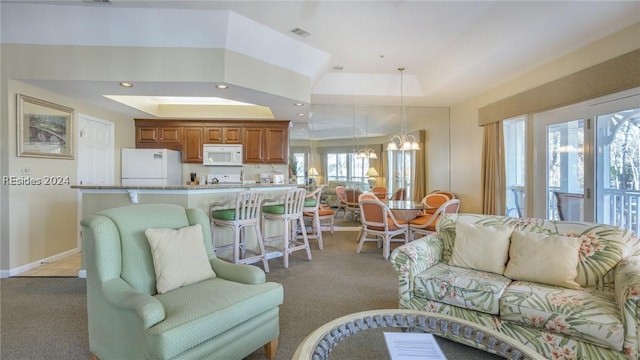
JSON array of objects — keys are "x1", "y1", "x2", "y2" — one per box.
[
  {"x1": 210, "y1": 190, "x2": 269, "y2": 272},
  {"x1": 262, "y1": 188, "x2": 312, "y2": 268}
]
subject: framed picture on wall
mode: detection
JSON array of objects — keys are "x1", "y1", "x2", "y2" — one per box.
[{"x1": 17, "y1": 94, "x2": 75, "y2": 159}]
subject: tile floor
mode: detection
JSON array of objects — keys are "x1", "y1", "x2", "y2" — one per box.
[{"x1": 18, "y1": 252, "x2": 81, "y2": 277}]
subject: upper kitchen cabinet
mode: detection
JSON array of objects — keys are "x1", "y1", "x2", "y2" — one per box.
[
  {"x1": 204, "y1": 126, "x2": 242, "y2": 144},
  {"x1": 135, "y1": 125, "x2": 182, "y2": 151},
  {"x1": 242, "y1": 126, "x2": 289, "y2": 164},
  {"x1": 134, "y1": 119, "x2": 290, "y2": 164}
]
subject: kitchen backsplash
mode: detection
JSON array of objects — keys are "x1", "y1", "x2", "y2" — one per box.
[{"x1": 181, "y1": 163, "x2": 288, "y2": 185}]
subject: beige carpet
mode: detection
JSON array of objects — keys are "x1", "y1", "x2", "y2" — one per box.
[{"x1": 1, "y1": 229, "x2": 502, "y2": 360}]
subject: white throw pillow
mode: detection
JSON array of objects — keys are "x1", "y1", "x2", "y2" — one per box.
[
  {"x1": 448, "y1": 222, "x2": 513, "y2": 275},
  {"x1": 145, "y1": 224, "x2": 216, "y2": 294},
  {"x1": 504, "y1": 231, "x2": 581, "y2": 289}
]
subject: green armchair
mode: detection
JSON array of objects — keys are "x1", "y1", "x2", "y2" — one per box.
[{"x1": 81, "y1": 204, "x2": 283, "y2": 360}]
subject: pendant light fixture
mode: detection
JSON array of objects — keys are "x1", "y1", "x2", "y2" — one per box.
[
  {"x1": 357, "y1": 112, "x2": 378, "y2": 159},
  {"x1": 387, "y1": 67, "x2": 420, "y2": 151}
]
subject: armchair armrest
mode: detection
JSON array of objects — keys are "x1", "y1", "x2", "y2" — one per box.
[
  {"x1": 210, "y1": 257, "x2": 266, "y2": 285},
  {"x1": 390, "y1": 235, "x2": 444, "y2": 308},
  {"x1": 102, "y1": 278, "x2": 165, "y2": 329}
]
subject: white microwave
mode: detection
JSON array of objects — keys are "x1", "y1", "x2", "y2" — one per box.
[{"x1": 203, "y1": 144, "x2": 243, "y2": 166}]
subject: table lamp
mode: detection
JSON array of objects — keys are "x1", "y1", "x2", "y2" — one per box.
[{"x1": 366, "y1": 167, "x2": 379, "y2": 188}]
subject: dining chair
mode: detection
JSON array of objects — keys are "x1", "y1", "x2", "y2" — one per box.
[
  {"x1": 210, "y1": 190, "x2": 269, "y2": 272},
  {"x1": 335, "y1": 185, "x2": 348, "y2": 218},
  {"x1": 344, "y1": 188, "x2": 363, "y2": 221},
  {"x1": 371, "y1": 186, "x2": 388, "y2": 200},
  {"x1": 428, "y1": 190, "x2": 456, "y2": 200},
  {"x1": 391, "y1": 188, "x2": 407, "y2": 200},
  {"x1": 409, "y1": 199, "x2": 461, "y2": 240},
  {"x1": 262, "y1": 188, "x2": 313, "y2": 268},
  {"x1": 421, "y1": 193, "x2": 450, "y2": 213},
  {"x1": 300, "y1": 185, "x2": 330, "y2": 250},
  {"x1": 357, "y1": 199, "x2": 409, "y2": 260}
]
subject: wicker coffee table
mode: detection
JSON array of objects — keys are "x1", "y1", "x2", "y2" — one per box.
[{"x1": 292, "y1": 309, "x2": 545, "y2": 360}]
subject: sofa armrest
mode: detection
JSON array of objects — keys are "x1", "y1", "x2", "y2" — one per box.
[
  {"x1": 210, "y1": 257, "x2": 266, "y2": 285},
  {"x1": 614, "y1": 255, "x2": 640, "y2": 351},
  {"x1": 390, "y1": 235, "x2": 444, "y2": 307},
  {"x1": 102, "y1": 278, "x2": 166, "y2": 329}
]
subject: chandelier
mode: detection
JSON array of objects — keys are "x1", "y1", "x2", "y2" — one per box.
[
  {"x1": 357, "y1": 112, "x2": 378, "y2": 159},
  {"x1": 387, "y1": 67, "x2": 420, "y2": 151}
]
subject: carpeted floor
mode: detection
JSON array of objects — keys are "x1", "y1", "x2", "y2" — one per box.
[{"x1": 1, "y1": 229, "x2": 502, "y2": 360}]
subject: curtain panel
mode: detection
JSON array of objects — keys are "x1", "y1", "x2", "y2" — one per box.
[{"x1": 481, "y1": 122, "x2": 506, "y2": 215}]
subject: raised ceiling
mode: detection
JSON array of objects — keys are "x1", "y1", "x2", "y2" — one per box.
[{"x1": 2, "y1": 1, "x2": 639, "y2": 139}]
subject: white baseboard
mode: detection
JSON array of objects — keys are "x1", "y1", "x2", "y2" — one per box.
[{"x1": 8, "y1": 248, "x2": 80, "y2": 277}]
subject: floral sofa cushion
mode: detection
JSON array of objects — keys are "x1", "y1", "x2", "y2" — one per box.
[
  {"x1": 414, "y1": 262, "x2": 512, "y2": 315},
  {"x1": 500, "y1": 281, "x2": 624, "y2": 351}
]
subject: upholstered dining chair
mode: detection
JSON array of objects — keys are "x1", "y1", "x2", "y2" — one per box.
[
  {"x1": 391, "y1": 188, "x2": 407, "y2": 200},
  {"x1": 421, "y1": 193, "x2": 450, "y2": 213},
  {"x1": 344, "y1": 188, "x2": 363, "y2": 221},
  {"x1": 210, "y1": 190, "x2": 269, "y2": 272},
  {"x1": 409, "y1": 198, "x2": 461, "y2": 239},
  {"x1": 357, "y1": 199, "x2": 409, "y2": 260},
  {"x1": 300, "y1": 185, "x2": 330, "y2": 250},
  {"x1": 81, "y1": 203, "x2": 283, "y2": 360},
  {"x1": 428, "y1": 189, "x2": 456, "y2": 200},
  {"x1": 335, "y1": 185, "x2": 348, "y2": 218},
  {"x1": 262, "y1": 188, "x2": 313, "y2": 268},
  {"x1": 371, "y1": 186, "x2": 388, "y2": 200}
]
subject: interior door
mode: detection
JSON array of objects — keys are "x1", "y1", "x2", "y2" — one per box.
[{"x1": 78, "y1": 114, "x2": 114, "y2": 185}]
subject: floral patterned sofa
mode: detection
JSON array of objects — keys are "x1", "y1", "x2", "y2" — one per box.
[{"x1": 390, "y1": 213, "x2": 640, "y2": 359}]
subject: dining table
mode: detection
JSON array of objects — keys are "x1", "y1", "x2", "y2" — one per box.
[{"x1": 385, "y1": 200, "x2": 424, "y2": 221}]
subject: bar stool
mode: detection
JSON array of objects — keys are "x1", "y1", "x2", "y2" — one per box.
[
  {"x1": 210, "y1": 190, "x2": 269, "y2": 272},
  {"x1": 262, "y1": 188, "x2": 312, "y2": 268},
  {"x1": 300, "y1": 185, "x2": 331, "y2": 250}
]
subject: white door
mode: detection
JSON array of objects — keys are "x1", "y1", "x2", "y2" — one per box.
[{"x1": 77, "y1": 114, "x2": 114, "y2": 185}]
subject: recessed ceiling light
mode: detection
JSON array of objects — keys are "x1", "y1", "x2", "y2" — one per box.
[
  {"x1": 119, "y1": 82, "x2": 133, "y2": 87},
  {"x1": 298, "y1": 113, "x2": 305, "y2": 117},
  {"x1": 216, "y1": 84, "x2": 228, "y2": 89},
  {"x1": 294, "y1": 103, "x2": 304, "y2": 107}
]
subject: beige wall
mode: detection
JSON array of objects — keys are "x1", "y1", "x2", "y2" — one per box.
[
  {"x1": 2, "y1": 80, "x2": 132, "y2": 274},
  {"x1": 449, "y1": 23, "x2": 640, "y2": 214}
]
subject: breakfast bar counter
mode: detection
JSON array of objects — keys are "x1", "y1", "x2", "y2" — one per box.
[{"x1": 73, "y1": 183, "x2": 300, "y2": 270}]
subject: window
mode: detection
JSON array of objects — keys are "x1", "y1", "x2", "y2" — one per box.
[
  {"x1": 504, "y1": 116, "x2": 526, "y2": 217},
  {"x1": 325, "y1": 152, "x2": 370, "y2": 183}
]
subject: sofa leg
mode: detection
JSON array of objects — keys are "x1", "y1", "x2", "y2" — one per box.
[
  {"x1": 264, "y1": 338, "x2": 278, "y2": 359},
  {"x1": 89, "y1": 353, "x2": 100, "y2": 360}
]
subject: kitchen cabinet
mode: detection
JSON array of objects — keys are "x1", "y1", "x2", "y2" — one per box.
[
  {"x1": 204, "y1": 127, "x2": 242, "y2": 144},
  {"x1": 242, "y1": 127, "x2": 288, "y2": 164},
  {"x1": 134, "y1": 119, "x2": 289, "y2": 164},
  {"x1": 135, "y1": 126, "x2": 182, "y2": 151},
  {"x1": 182, "y1": 127, "x2": 204, "y2": 163}
]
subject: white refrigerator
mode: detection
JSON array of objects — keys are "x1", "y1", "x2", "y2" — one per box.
[{"x1": 121, "y1": 148, "x2": 182, "y2": 186}]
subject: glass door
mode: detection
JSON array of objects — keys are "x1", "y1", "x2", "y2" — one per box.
[
  {"x1": 534, "y1": 105, "x2": 588, "y2": 220},
  {"x1": 593, "y1": 94, "x2": 640, "y2": 234}
]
